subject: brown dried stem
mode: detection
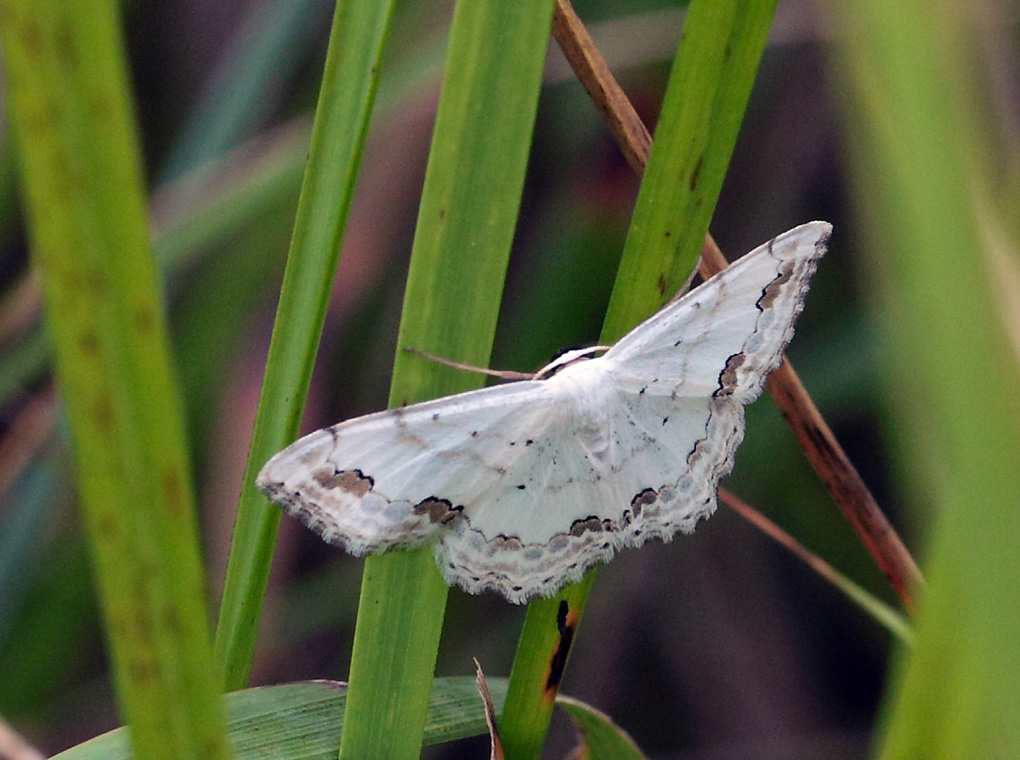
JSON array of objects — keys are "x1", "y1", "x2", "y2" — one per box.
[
  {"x1": 552, "y1": 0, "x2": 922, "y2": 609},
  {"x1": 719, "y1": 487, "x2": 860, "y2": 594}
]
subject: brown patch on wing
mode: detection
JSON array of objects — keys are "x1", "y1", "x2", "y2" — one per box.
[
  {"x1": 300, "y1": 449, "x2": 326, "y2": 468},
  {"x1": 413, "y1": 496, "x2": 460, "y2": 524},
  {"x1": 568, "y1": 516, "x2": 603, "y2": 537},
  {"x1": 494, "y1": 534, "x2": 524, "y2": 551},
  {"x1": 756, "y1": 258, "x2": 795, "y2": 310},
  {"x1": 714, "y1": 352, "x2": 746, "y2": 397},
  {"x1": 299, "y1": 429, "x2": 338, "y2": 468},
  {"x1": 630, "y1": 488, "x2": 658, "y2": 518},
  {"x1": 313, "y1": 468, "x2": 373, "y2": 497}
]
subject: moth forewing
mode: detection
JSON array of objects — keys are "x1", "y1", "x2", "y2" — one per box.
[{"x1": 257, "y1": 221, "x2": 831, "y2": 603}]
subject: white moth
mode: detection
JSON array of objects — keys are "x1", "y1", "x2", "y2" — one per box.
[{"x1": 258, "y1": 222, "x2": 830, "y2": 604}]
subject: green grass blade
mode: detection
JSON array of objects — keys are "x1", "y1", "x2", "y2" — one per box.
[
  {"x1": 605, "y1": 0, "x2": 779, "y2": 340},
  {"x1": 557, "y1": 696, "x2": 647, "y2": 760},
  {"x1": 499, "y1": 3, "x2": 779, "y2": 757},
  {"x1": 336, "y1": 3, "x2": 555, "y2": 758},
  {"x1": 0, "y1": 331, "x2": 49, "y2": 402},
  {"x1": 0, "y1": 122, "x2": 310, "y2": 405},
  {"x1": 152, "y1": 121, "x2": 309, "y2": 271},
  {"x1": 721, "y1": 491, "x2": 914, "y2": 645},
  {"x1": 831, "y1": 567, "x2": 914, "y2": 647},
  {"x1": 0, "y1": 3, "x2": 231, "y2": 759},
  {"x1": 829, "y1": 2, "x2": 1020, "y2": 757},
  {"x1": 158, "y1": 0, "x2": 330, "y2": 181},
  {"x1": 0, "y1": 461, "x2": 63, "y2": 650},
  {"x1": 501, "y1": 579, "x2": 595, "y2": 760},
  {"x1": 52, "y1": 678, "x2": 509, "y2": 760},
  {"x1": 214, "y1": 0, "x2": 397, "y2": 690}
]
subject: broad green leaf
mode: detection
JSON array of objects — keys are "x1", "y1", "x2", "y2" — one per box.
[
  {"x1": 53, "y1": 678, "x2": 508, "y2": 760},
  {"x1": 52, "y1": 679, "x2": 660, "y2": 760},
  {"x1": 828, "y1": 1, "x2": 1020, "y2": 756}
]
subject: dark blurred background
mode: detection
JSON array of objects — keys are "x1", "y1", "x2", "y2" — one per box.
[{"x1": 0, "y1": 0, "x2": 927, "y2": 757}]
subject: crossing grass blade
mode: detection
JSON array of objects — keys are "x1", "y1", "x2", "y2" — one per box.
[
  {"x1": 336, "y1": 3, "x2": 556, "y2": 758},
  {"x1": 214, "y1": 0, "x2": 398, "y2": 690},
  {"x1": 498, "y1": 2, "x2": 780, "y2": 757},
  {"x1": 557, "y1": 696, "x2": 647, "y2": 760}
]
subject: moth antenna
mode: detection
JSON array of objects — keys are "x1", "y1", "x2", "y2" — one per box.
[
  {"x1": 533, "y1": 345, "x2": 612, "y2": 379},
  {"x1": 404, "y1": 347, "x2": 536, "y2": 381}
]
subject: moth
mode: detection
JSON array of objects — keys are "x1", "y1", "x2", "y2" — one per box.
[{"x1": 258, "y1": 222, "x2": 831, "y2": 603}]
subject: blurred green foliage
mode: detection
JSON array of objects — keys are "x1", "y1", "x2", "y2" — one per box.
[{"x1": 2, "y1": 0, "x2": 1017, "y2": 757}]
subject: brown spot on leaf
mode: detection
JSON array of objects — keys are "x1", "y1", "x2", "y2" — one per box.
[
  {"x1": 162, "y1": 469, "x2": 183, "y2": 515},
  {"x1": 162, "y1": 605, "x2": 183, "y2": 636},
  {"x1": 55, "y1": 18, "x2": 77, "y2": 66},
  {"x1": 689, "y1": 155, "x2": 704, "y2": 190},
  {"x1": 313, "y1": 468, "x2": 373, "y2": 497},
  {"x1": 128, "y1": 656, "x2": 160, "y2": 686},
  {"x1": 85, "y1": 268, "x2": 108, "y2": 295},
  {"x1": 20, "y1": 19, "x2": 44, "y2": 59},
  {"x1": 544, "y1": 601, "x2": 577, "y2": 702},
  {"x1": 89, "y1": 93, "x2": 113, "y2": 122},
  {"x1": 93, "y1": 395, "x2": 114, "y2": 433},
  {"x1": 131, "y1": 604, "x2": 154, "y2": 642},
  {"x1": 95, "y1": 513, "x2": 118, "y2": 539},
  {"x1": 78, "y1": 331, "x2": 100, "y2": 357},
  {"x1": 134, "y1": 306, "x2": 155, "y2": 334}
]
